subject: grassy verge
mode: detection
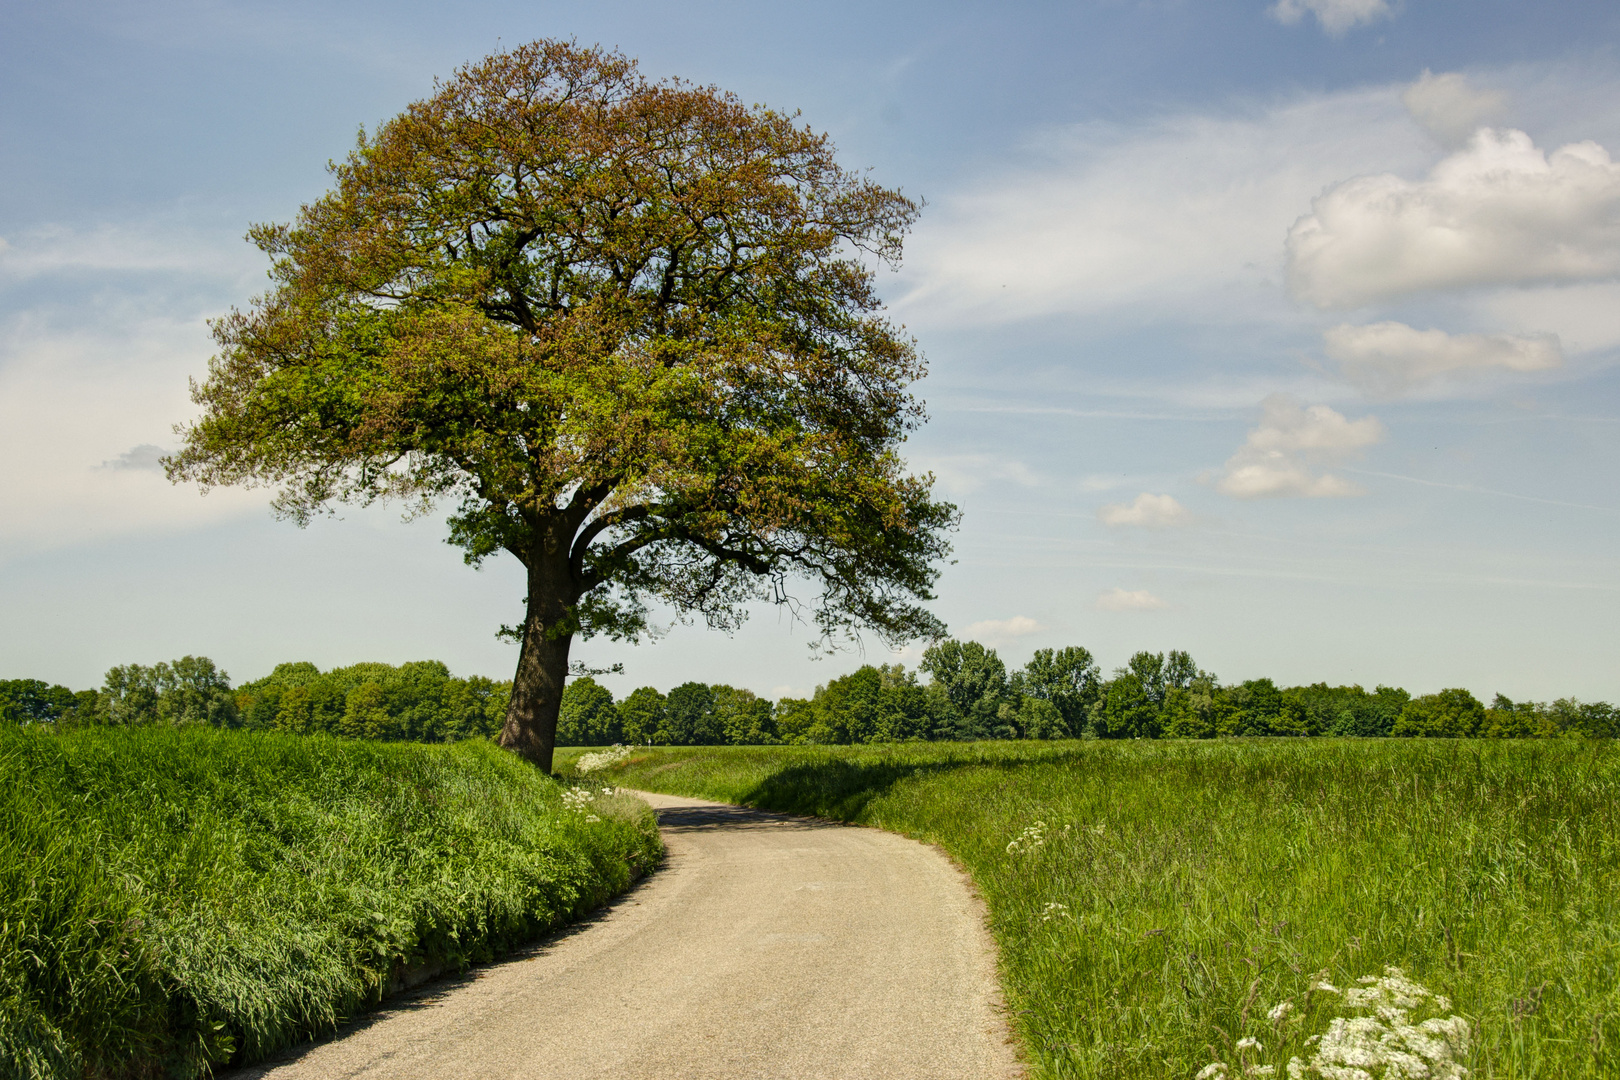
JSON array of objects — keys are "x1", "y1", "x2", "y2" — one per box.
[
  {"x1": 600, "y1": 740, "x2": 1619, "y2": 1079},
  {"x1": 1, "y1": 725, "x2": 661, "y2": 1079}
]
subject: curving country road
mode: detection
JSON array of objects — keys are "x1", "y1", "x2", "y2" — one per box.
[{"x1": 234, "y1": 791, "x2": 1023, "y2": 1080}]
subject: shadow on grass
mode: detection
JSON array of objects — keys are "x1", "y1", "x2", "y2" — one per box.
[{"x1": 730, "y1": 745, "x2": 1091, "y2": 822}]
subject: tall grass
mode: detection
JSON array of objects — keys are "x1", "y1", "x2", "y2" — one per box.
[
  {"x1": 1, "y1": 725, "x2": 661, "y2": 1079},
  {"x1": 602, "y1": 739, "x2": 1620, "y2": 1079}
]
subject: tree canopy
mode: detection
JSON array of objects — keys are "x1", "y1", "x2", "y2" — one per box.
[{"x1": 167, "y1": 41, "x2": 955, "y2": 770}]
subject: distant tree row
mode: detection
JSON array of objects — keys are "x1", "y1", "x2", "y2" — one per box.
[
  {"x1": 231, "y1": 662, "x2": 510, "y2": 742},
  {"x1": 554, "y1": 640, "x2": 1617, "y2": 745},
  {"x1": 0, "y1": 658, "x2": 235, "y2": 728},
  {"x1": 0, "y1": 659, "x2": 509, "y2": 743},
  {"x1": 5, "y1": 641, "x2": 1614, "y2": 743}
]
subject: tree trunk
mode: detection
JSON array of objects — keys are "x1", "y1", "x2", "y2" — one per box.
[{"x1": 498, "y1": 552, "x2": 576, "y2": 773}]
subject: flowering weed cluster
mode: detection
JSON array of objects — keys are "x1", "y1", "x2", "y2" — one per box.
[
  {"x1": 560, "y1": 785, "x2": 625, "y2": 823},
  {"x1": 575, "y1": 744, "x2": 634, "y2": 773},
  {"x1": 1201, "y1": 967, "x2": 1470, "y2": 1080},
  {"x1": 1007, "y1": 820, "x2": 1047, "y2": 854},
  {"x1": 1008, "y1": 820, "x2": 1073, "y2": 854}
]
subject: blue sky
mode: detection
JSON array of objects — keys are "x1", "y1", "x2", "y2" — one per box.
[{"x1": 3, "y1": 0, "x2": 1618, "y2": 702}]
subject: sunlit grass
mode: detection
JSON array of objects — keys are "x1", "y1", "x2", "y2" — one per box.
[
  {"x1": 602, "y1": 739, "x2": 1619, "y2": 1079},
  {"x1": 1, "y1": 726, "x2": 661, "y2": 1079}
]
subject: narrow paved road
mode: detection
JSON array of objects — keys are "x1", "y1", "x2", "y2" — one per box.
[{"x1": 235, "y1": 792, "x2": 1023, "y2": 1080}]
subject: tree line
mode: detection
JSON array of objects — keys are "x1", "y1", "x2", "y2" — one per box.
[
  {"x1": 0, "y1": 658, "x2": 508, "y2": 742},
  {"x1": 555, "y1": 641, "x2": 1617, "y2": 744},
  {"x1": 4, "y1": 640, "x2": 1614, "y2": 742}
]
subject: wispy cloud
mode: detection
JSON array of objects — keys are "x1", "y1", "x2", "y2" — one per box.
[
  {"x1": 1269, "y1": 0, "x2": 1394, "y2": 35},
  {"x1": 1096, "y1": 588, "x2": 1168, "y2": 612},
  {"x1": 961, "y1": 615, "x2": 1043, "y2": 643},
  {"x1": 893, "y1": 86, "x2": 1429, "y2": 327},
  {"x1": 99, "y1": 444, "x2": 168, "y2": 472},
  {"x1": 1325, "y1": 322, "x2": 1563, "y2": 397},
  {"x1": 1344, "y1": 468, "x2": 1620, "y2": 515},
  {"x1": 909, "y1": 453, "x2": 1039, "y2": 496},
  {"x1": 0, "y1": 219, "x2": 261, "y2": 283},
  {"x1": 0, "y1": 272, "x2": 262, "y2": 555}
]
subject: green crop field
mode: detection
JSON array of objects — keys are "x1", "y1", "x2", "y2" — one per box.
[
  {"x1": 595, "y1": 739, "x2": 1619, "y2": 1079},
  {"x1": 0, "y1": 725, "x2": 661, "y2": 1079}
]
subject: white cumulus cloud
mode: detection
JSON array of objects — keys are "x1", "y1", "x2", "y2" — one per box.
[
  {"x1": 894, "y1": 87, "x2": 1431, "y2": 327},
  {"x1": 1215, "y1": 394, "x2": 1383, "y2": 499},
  {"x1": 1402, "y1": 70, "x2": 1508, "y2": 148},
  {"x1": 1269, "y1": 0, "x2": 1393, "y2": 35},
  {"x1": 1287, "y1": 128, "x2": 1620, "y2": 309},
  {"x1": 1324, "y1": 321, "x2": 1563, "y2": 396},
  {"x1": 1096, "y1": 588, "x2": 1168, "y2": 613},
  {"x1": 961, "y1": 616, "x2": 1043, "y2": 643},
  {"x1": 1098, "y1": 493, "x2": 1193, "y2": 529}
]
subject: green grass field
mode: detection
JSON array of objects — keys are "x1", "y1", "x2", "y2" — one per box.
[
  {"x1": 596, "y1": 739, "x2": 1619, "y2": 1079},
  {"x1": 1, "y1": 726, "x2": 661, "y2": 1079}
]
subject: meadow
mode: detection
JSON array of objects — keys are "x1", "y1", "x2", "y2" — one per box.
[
  {"x1": 0, "y1": 725, "x2": 661, "y2": 1079},
  {"x1": 595, "y1": 739, "x2": 1620, "y2": 1079}
]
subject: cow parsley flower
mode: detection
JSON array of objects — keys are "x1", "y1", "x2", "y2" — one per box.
[
  {"x1": 1006, "y1": 821, "x2": 1048, "y2": 854},
  {"x1": 1287, "y1": 966, "x2": 1470, "y2": 1080},
  {"x1": 576, "y1": 744, "x2": 634, "y2": 773},
  {"x1": 561, "y1": 787, "x2": 611, "y2": 822}
]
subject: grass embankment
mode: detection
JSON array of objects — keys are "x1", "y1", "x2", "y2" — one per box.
[
  {"x1": 600, "y1": 740, "x2": 1619, "y2": 1079},
  {"x1": 1, "y1": 726, "x2": 661, "y2": 1079}
]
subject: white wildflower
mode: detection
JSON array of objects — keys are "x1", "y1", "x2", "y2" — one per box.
[
  {"x1": 1196, "y1": 1063, "x2": 1228, "y2": 1080},
  {"x1": 561, "y1": 786, "x2": 613, "y2": 822},
  {"x1": 1288, "y1": 965, "x2": 1470, "y2": 1080},
  {"x1": 1006, "y1": 821, "x2": 1048, "y2": 855},
  {"x1": 1038, "y1": 902, "x2": 1069, "y2": 923},
  {"x1": 1268, "y1": 1000, "x2": 1294, "y2": 1023},
  {"x1": 576, "y1": 744, "x2": 633, "y2": 773},
  {"x1": 1236, "y1": 1037, "x2": 1264, "y2": 1052}
]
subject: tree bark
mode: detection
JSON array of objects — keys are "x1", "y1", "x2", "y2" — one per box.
[{"x1": 497, "y1": 549, "x2": 576, "y2": 773}]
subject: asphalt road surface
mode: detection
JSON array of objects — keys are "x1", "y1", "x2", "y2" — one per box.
[{"x1": 235, "y1": 791, "x2": 1023, "y2": 1080}]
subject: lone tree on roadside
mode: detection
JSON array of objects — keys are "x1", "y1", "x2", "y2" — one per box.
[{"x1": 167, "y1": 41, "x2": 956, "y2": 772}]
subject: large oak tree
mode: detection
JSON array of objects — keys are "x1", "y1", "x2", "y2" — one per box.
[{"x1": 168, "y1": 41, "x2": 955, "y2": 771}]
